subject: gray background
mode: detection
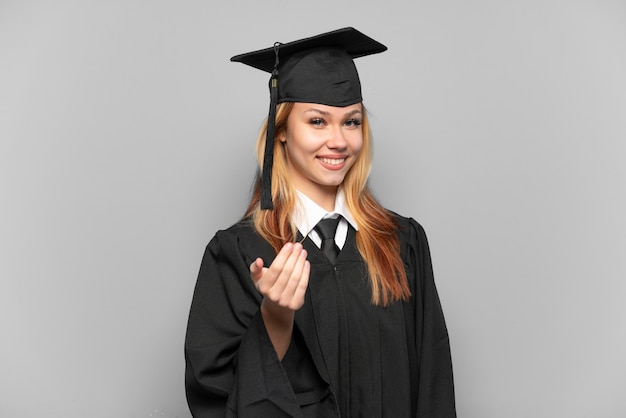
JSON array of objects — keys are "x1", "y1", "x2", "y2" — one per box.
[{"x1": 1, "y1": 0, "x2": 625, "y2": 417}]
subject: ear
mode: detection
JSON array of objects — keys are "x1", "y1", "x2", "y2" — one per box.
[{"x1": 278, "y1": 132, "x2": 287, "y2": 143}]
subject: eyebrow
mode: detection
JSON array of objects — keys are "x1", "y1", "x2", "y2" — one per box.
[{"x1": 304, "y1": 108, "x2": 362, "y2": 118}]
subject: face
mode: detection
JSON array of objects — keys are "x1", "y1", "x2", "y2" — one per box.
[{"x1": 280, "y1": 102, "x2": 364, "y2": 204}]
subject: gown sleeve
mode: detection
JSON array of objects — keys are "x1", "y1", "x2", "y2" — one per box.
[
  {"x1": 407, "y1": 218, "x2": 457, "y2": 417},
  {"x1": 184, "y1": 227, "x2": 304, "y2": 418}
]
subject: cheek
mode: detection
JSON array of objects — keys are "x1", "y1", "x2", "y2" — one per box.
[
  {"x1": 283, "y1": 136, "x2": 313, "y2": 167},
  {"x1": 347, "y1": 134, "x2": 365, "y2": 170},
  {"x1": 349, "y1": 132, "x2": 364, "y2": 153},
  {"x1": 285, "y1": 130, "x2": 321, "y2": 156}
]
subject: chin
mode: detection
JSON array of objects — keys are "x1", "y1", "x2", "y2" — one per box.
[{"x1": 322, "y1": 178, "x2": 346, "y2": 187}]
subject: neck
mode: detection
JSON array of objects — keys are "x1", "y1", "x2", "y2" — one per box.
[{"x1": 301, "y1": 186, "x2": 337, "y2": 212}]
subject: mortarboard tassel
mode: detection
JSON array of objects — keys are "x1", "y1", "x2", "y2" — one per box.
[{"x1": 260, "y1": 43, "x2": 281, "y2": 210}]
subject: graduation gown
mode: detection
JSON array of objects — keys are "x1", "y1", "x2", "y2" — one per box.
[{"x1": 185, "y1": 214, "x2": 456, "y2": 417}]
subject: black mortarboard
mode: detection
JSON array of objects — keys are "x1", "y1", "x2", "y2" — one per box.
[{"x1": 231, "y1": 27, "x2": 387, "y2": 209}]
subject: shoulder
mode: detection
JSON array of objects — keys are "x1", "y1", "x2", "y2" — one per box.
[
  {"x1": 207, "y1": 217, "x2": 275, "y2": 267},
  {"x1": 215, "y1": 217, "x2": 256, "y2": 239},
  {"x1": 387, "y1": 210, "x2": 429, "y2": 242},
  {"x1": 385, "y1": 210, "x2": 433, "y2": 267},
  {"x1": 206, "y1": 218, "x2": 253, "y2": 249}
]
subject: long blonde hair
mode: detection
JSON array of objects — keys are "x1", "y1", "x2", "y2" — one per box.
[{"x1": 244, "y1": 102, "x2": 410, "y2": 306}]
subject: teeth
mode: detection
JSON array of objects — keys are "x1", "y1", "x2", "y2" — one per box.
[{"x1": 320, "y1": 157, "x2": 345, "y2": 165}]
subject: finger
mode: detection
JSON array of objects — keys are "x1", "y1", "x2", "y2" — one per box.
[
  {"x1": 249, "y1": 258, "x2": 265, "y2": 282},
  {"x1": 290, "y1": 259, "x2": 310, "y2": 310},
  {"x1": 268, "y1": 243, "x2": 304, "y2": 297},
  {"x1": 281, "y1": 248, "x2": 308, "y2": 299},
  {"x1": 256, "y1": 242, "x2": 299, "y2": 297},
  {"x1": 265, "y1": 242, "x2": 294, "y2": 280}
]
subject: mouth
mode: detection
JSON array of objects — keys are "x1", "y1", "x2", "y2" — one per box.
[
  {"x1": 317, "y1": 156, "x2": 348, "y2": 171},
  {"x1": 318, "y1": 157, "x2": 346, "y2": 166}
]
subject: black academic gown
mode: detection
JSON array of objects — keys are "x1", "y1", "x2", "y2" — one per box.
[{"x1": 185, "y1": 214, "x2": 456, "y2": 417}]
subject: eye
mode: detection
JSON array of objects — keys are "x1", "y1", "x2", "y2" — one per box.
[
  {"x1": 309, "y1": 118, "x2": 326, "y2": 127},
  {"x1": 344, "y1": 118, "x2": 362, "y2": 128}
]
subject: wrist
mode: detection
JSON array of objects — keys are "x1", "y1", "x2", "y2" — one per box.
[{"x1": 260, "y1": 298, "x2": 295, "y2": 328}]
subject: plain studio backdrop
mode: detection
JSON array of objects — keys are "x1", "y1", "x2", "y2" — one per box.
[{"x1": 1, "y1": 0, "x2": 625, "y2": 417}]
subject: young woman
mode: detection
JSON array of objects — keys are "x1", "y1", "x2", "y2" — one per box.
[{"x1": 185, "y1": 28, "x2": 456, "y2": 417}]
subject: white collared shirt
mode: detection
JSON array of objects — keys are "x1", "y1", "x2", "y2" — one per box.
[{"x1": 292, "y1": 189, "x2": 359, "y2": 250}]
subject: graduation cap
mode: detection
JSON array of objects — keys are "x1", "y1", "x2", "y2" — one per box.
[{"x1": 231, "y1": 27, "x2": 387, "y2": 209}]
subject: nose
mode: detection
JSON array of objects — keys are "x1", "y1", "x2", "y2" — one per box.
[{"x1": 325, "y1": 125, "x2": 348, "y2": 150}]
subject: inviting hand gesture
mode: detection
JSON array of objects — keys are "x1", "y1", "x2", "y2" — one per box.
[
  {"x1": 250, "y1": 242, "x2": 310, "y2": 311},
  {"x1": 249, "y1": 242, "x2": 310, "y2": 359}
]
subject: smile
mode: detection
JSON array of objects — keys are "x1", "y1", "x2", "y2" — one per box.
[{"x1": 318, "y1": 157, "x2": 346, "y2": 165}]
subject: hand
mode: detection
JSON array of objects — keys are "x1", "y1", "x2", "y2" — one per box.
[
  {"x1": 250, "y1": 242, "x2": 310, "y2": 359},
  {"x1": 250, "y1": 242, "x2": 310, "y2": 312}
]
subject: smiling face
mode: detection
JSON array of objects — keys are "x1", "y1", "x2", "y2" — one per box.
[{"x1": 280, "y1": 102, "x2": 364, "y2": 209}]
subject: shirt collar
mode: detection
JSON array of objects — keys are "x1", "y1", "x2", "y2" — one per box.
[{"x1": 293, "y1": 189, "x2": 359, "y2": 237}]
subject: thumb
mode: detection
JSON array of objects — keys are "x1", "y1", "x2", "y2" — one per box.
[{"x1": 249, "y1": 258, "x2": 265, "y2": 283}]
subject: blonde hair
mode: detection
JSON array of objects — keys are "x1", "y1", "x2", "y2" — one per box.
[{"x1": 244, "y1": 102, "x2": 410, "y2": 306}]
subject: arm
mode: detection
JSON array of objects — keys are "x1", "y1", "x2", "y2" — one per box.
[
  {"x1": 409, "y1": 219, "x2": 457, "y2": 417},
  {"x1": 184, "y1": 229, "x2": 309, "y2": 417}
]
